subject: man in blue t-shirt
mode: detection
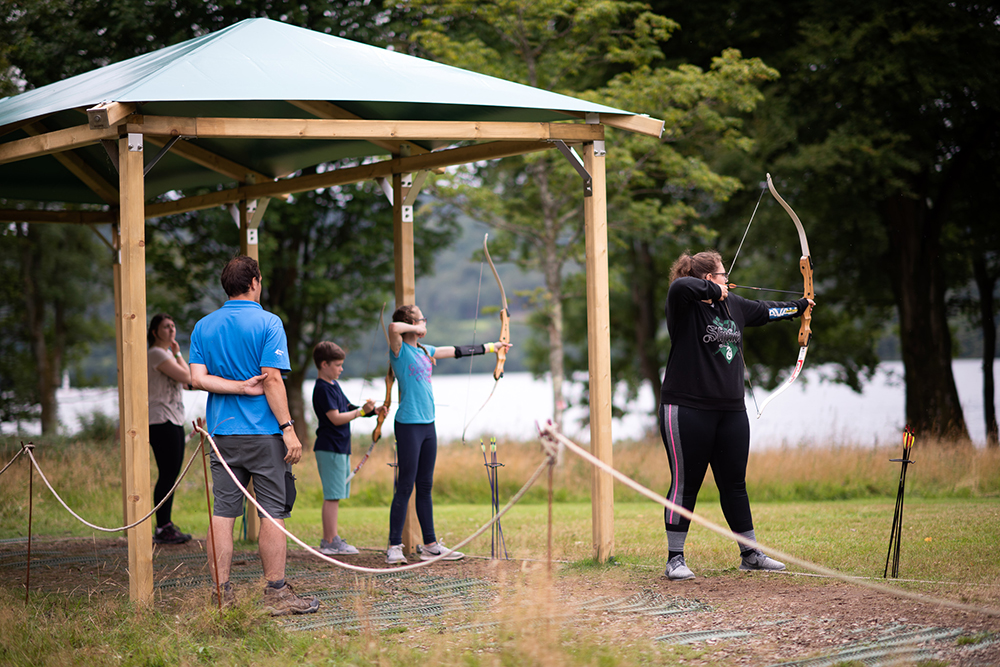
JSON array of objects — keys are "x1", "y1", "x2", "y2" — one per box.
[{"x1": 189, "y1": 256, "x2": 318, "y2": 616}]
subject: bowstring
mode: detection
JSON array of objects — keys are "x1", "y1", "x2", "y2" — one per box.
[
  {"x1": 460, "y1": 252, "x2": 487, "y2": 446},
  {"x1": 725, "y1": 178, "x2": 769, "y2": 414},
  {"x1": 727, "y1": 179, "x2": 768, "y2": 277}
]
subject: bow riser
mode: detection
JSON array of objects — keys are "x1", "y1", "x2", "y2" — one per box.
[{"x1": 799, "y1": 255, "x2": 814, "y2": 347}]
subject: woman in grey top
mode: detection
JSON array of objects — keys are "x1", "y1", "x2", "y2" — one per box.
[{"x1": 147, "y1": 313, "x2": 193, "y2": 544}]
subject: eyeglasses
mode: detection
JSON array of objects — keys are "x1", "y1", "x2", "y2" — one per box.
[
  {"x1": 710, "y1": 272, "x2": 729, "y2": 280},
  {"x1": 414, "y1": 317, "x2": 428, "y2": 323}
]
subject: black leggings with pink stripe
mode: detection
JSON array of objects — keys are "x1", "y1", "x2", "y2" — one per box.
[{"x1": 658, "y1": 404, "x2": 754, "y2": 535}]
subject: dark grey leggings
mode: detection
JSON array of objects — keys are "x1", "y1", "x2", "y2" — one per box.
[
  {"x1": 388, "y1": 421, "x2": 437, "y2": 545},
  {"x1": 658, "y1": 404, "x2": 753, "y2": 535}
]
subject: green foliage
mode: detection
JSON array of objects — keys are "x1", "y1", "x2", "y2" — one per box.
[
  {"x1": 74, "y1": 410, "x2": 118, "y2": 444},
  {"x1": 0, "y1": 222, "x2": 113, "y2": 430}
]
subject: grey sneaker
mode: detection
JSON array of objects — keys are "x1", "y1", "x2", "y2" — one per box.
[
  {"x1": 262, "y1": 582, "x2": 320, "y2": 616},
  {"x1": 386, "y1": 543, "x2": 407, "y2": 565},
  {"x1": 664, "y1": 554, "x2": 695, "y2": 581},
  {"x1": 419, "y1": 540, "x2": 464, "y2": 561},
  {"x1": 740, "y1": 549, "x2": 786, "y2": 572},
  {"x1": 319, "y1": 536, "x2": 359, "y2": 556}
]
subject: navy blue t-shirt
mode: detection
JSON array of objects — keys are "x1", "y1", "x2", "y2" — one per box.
[{"x1": 312, "y1": 378, "x2": 357, "y2": 454}]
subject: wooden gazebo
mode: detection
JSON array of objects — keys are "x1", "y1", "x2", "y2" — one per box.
[{"x1": 0, "y1": 18, "x2": 663, "y2": 602}]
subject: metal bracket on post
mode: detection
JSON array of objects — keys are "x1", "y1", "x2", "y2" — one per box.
[
  {"x1": 102, "y1": 140, "x2": 120, "y2": 174},
  {"x1": 142, "y1": 135, "x2": 180, "y2": 176},
  {"x1": 375, "y1": 176, "x2": 393, "y2": 205},
  {"x1": 554, "y1": 140, "x2": 592, "y2": 197}
]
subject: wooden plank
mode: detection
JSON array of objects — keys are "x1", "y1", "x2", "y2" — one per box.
[
  {"x1": 0, "y1": 123, "x2": 117, "y2": 165},
  {"x1": 118, "y1": 132, "x2": 154, "y2": 604},
  {"x1": 288, "y1": 100, "x2": 429, "y2": 156},
  {"x1": 561, "y1": 111, "x2": 664, "y2": 138},
  {"x1": 583, "y1": 141, "x2": 614, "y2": 564},
  {"x1": 144, "y1": 135, "x2": 274, "y2": 183},
  {"x1": 113, "y1": 239, "x2": 127, "y2": 530},
  {"x1": 87, "y1": 101, "x2": 137, "y2": 130},
  {"x1": 22, "y1": 123, "x2": 119, "y2": 204},
  {"x1": 145, "y1": 140, "x2": 555, "y2": 219},
  {"x1": 136, "y1": 115, "x2": 604, "y2": 142},
  {"x1": 0, "y1": 209, "x2": 115, "y2": 223},
  {"x1": 394, "y1": 171, "x2": 421, "y2": 556}
]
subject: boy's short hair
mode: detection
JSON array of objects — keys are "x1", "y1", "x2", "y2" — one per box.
[{"x1": 313, "y1": 341, "x2": 346, "y2": 368}]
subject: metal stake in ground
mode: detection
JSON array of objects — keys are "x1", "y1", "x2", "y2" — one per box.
[
  {"x1": 24, "y1": 442, "x2": 34, "y2": 605},
  {"x1": 884, "y1": 425, "x2": 916, "y2": 578}
]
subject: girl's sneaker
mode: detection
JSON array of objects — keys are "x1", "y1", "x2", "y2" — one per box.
[
  {"x1": 419, "y1": 541, "x2": 464, "y2": 561},
  {"x1": 386, "y1": 543, "x2": 407, "y2": 564}
]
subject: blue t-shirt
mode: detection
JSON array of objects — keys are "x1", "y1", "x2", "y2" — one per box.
[
  {"x1": 189, "y1": 300, "x2": 290, "y2": 435},
  {"x1": 389, "y1": 342, "x2": 436, "y2": 424},
  {"x1": 312, "y1": 378, "x2": 356, "y2": 454}
]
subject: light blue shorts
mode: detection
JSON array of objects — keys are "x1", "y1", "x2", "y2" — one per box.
[{"x1": 315, "y1": 451, "x2": 352, "y2": 500}]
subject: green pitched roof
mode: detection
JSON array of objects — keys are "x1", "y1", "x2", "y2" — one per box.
[{"x1": 0, "y1": 19, "x2": 653, "y2": 205}]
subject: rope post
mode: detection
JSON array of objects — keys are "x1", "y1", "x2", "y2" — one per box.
[
  {"x1": 24, "y1": 442, "x2": 34, "y2": 605},
  {"x1": 197, "y1": 422, "x2": 223, "y2": 612}
]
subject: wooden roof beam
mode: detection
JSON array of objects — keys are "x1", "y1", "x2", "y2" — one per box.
[
  {"x1": 87, "y1": 101, "x2": 137, "y2": 129},
  {"x1": 23, "y1": 122, "x2": 120, "y2": 205},
  {"x1": 143, "y1": 135, "x2": 275, "y2": 183},
  {"x1": 287, "y1": 100, "x2": 430, "y2": 156},
  {"x1": 136, "y1": 115, "x2": 604, "y2": 142},
  {"x1": 0, "y1": 209, "x2": 115, "y2": 223},
  {"x1": 560, "y1": 111, "x2": 664, "y2": 138},
  {"x1": 0, "y1": 123, "x2": 117, "y2": 165},
  {"x1": 146, "y1": 138, "x2": 560, "y2": 218}
]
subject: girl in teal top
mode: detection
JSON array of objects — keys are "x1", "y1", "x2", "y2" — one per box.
[{"x1": 384, "y1": 304, "x2": 511, "y2": 565}]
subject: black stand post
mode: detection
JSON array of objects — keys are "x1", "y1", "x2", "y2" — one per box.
[
  {"x1": 482, "y1": 437, "x2": 508, "y2": 559},
  {"x1": 884, "y1": 426, "x2": 916, "y2": 578}
]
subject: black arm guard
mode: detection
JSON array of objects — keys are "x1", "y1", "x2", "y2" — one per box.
[{"x1": 453, "y1": 343, "x2": 487, "y2": 358}]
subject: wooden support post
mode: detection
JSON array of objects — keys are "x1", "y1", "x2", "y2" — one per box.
[
  {"x1": 394, "y1": 171, "x2": 421, "y2": 555},
  {"x1": 118, "y1": 130, "x2": 154, "y2": 603},
  {"x1": 236, "y1": 196, "x2": 262, "y2": 542},
  {"x1": 113, "y1": 225, "x2": 127, "y2": 528},
  {"x1": 583, "y1": 140, "x2": 614, "y2": 563}
]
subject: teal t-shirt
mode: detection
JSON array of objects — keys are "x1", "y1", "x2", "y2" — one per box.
[{"x1": 389, "y1": 342, "x2": 436, "y2": 424}]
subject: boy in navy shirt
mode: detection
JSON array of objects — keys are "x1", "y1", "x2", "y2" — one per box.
[{"x1": 311, "y1": 341, "x2": 379, "y2": 555}]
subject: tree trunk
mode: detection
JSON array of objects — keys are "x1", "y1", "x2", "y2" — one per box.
[
  {"x1": 20, "y1": 227, "x2": 59, "y2": 434},
  {"x1": 882, "y1": 193, "x2": 969, "y2": 440},
  {"x1": 535, "y1": 159, "x2": 567, "y2": 432},
  {"x1": 972, "y1": 252, "x2": 998, "y2": 448},
  {"x1": 630, "y1": 239, "x2": 662, "y2": 399}
]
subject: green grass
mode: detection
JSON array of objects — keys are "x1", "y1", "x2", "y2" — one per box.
[{"x1": 1, "y1": 435, "x2": 998, "y2": 666}]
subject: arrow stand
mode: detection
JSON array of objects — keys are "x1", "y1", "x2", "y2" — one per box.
[
  {"x1": 884, "y1": 426, "x2": 916, "y2": 578},
  {"x1": 482, "y1": 438, "x2": 508, "y2": 559}
]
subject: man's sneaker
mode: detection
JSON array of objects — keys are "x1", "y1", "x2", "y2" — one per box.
[
  {"x1": 664, "y1": 554, "x2": 695, "y2": 581},
  {"x1": 153, "y1": 522, "x2": 192, "y2": 545},
  {"x1": 262, "y1": 582, "x2": 320, "y2": 616},
  {"x1": 210, "y1": 582, "x2": 236, "y2": 609},
  {"x1": 318, "y1": 536, "x2": 359, "y2": 556},
  {"x1": 419, "y1": 541, "x2": 464, "y2": 561},
  {"x1": 740, "y1": 549, "x2": 786, "y2": 572},
  {"x1": 386, "y1": 543, "x2": 407, "y2": 565}
]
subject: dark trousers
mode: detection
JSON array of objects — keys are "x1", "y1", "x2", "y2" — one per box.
[
  {"x1": 149, "y1": 421, "x2": 185, "y2": 527},
  {"x1": 388, "y1": 422, "x2": 437, "y2": 545},
  {"x1": 658, "y1": 404, "x2": 753, "y2": 535}
]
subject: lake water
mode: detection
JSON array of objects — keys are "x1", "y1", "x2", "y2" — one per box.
[{"x1": 5, "y1": 360, "x2": 998, "y2": 448}]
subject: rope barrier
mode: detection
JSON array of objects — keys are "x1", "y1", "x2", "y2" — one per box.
[
  {"x1": 535, "y1": 421, "x2": 1000, "y2": 619},
  {"x1": 0, "y1": 446, "x2": 25, "y2": 478},
  {"x1": 21, "y1": 435, "x2": 203, "y2": 533},
  {"x1": 195, "y1": 424, "x2": 556, "y2": 575}
]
